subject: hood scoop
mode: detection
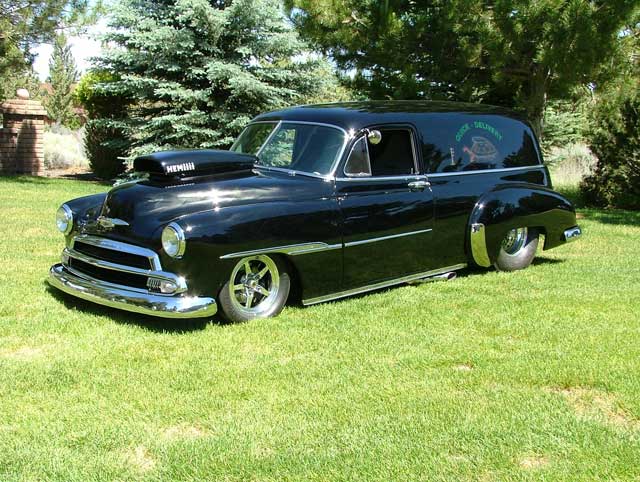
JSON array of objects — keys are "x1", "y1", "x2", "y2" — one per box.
[{"x1": 133, "y1": 149, "x2": 257, "y2": 180}]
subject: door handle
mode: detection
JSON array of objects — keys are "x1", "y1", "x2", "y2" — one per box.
[{"x1": 408, "y1": 180, "x2": 430, "y2": 191}]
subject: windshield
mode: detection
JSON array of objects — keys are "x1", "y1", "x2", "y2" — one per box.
[{"x1": 231, "y1": 122, "x2": 346, "y2": 176}]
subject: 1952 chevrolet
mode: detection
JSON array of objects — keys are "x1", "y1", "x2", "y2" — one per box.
[{"x1": 48, "y1": 102, "x2": 582, "y2": 323}]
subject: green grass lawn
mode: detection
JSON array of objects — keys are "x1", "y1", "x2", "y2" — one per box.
[{"x1": 1, "y1": 176, "x2": 639, "y2": 481}]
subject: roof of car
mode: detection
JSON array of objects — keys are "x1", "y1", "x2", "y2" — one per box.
[{"x1": 252, "y1": 101, "x2": 528, "y2": 131}]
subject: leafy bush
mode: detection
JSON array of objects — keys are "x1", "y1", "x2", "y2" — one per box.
[
  {"x1": 84, "y1": 119, "x2": 129, "y2": 179},
  {"x1": 581, "y1": 84, "x2": 640, "y2": 210},
  {"x1": 75, "y1": 71, "x2": 131, "y2": 178},
  {"x1": 43, "y1": 129, "x2": 87, "y2": 170}
]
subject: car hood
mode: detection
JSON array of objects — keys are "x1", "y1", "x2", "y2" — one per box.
[{"x1": 92, "y1": 169, "x2": 334, "y2": 243}]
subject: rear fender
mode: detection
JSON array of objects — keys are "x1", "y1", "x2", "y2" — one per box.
[{"x1": 468, "y1": 184, "x2": 577, "y2": 267}]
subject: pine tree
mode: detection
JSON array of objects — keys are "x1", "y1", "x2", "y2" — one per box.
[
  {"x1": 46, "y1": 34, "x2": 79, "y2": 126},
  {"x1": 286, "y1": 0, "x2": 638, "y2": 137},
  {"x1": 95, "y1": 0, "x2": 340, "y2": 156}
]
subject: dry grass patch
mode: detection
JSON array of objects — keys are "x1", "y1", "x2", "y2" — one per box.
[
  {"x1": 552, "y1": 387, "x2": 640, "y2": 432},
  {"x1": 518, "y1": 455, "x2": 550, "y2": 470},
  {"x1": 162, "y1": 424, "x2": 206, "y2": 441},
  {"x1": 1, "y1": 346, "x2": 45, "y2": 361},
  {"x1": 123, "y1": 445, "x2": 156, "y2": 473}
]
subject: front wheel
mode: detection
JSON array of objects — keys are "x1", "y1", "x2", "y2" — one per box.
[
  {"x1": 493, "y1": 227, "x2": 539, "y2": 272},
  {"x1": 219, "y1": 254, "x2": 290, "y2": 323}
]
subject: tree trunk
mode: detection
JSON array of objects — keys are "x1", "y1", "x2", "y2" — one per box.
[{"x1": 525, "y1": 66, "x2": 550, "y2": 140}]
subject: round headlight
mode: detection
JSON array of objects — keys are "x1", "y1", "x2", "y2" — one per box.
[
  {"x1": 161, "y1": 222, "x2": 186, "y2": 258},
  {"x1": 56, "y1": 204, "x2": 73, "y2": 234}
]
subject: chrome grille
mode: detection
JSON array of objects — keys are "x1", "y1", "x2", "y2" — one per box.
[{"x1": 61, "y1": 235, "x2": 186, "y2": 295}]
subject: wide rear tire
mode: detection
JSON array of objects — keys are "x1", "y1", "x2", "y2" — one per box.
[{"x1": 493, "y1": 227, "x2": 539, "y2": 272}]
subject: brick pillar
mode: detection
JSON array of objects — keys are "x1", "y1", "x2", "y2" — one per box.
[
  {"x1": 0, "y1": 96, "x2": 47, "y2": 175},
  {"x1": 0, "y1": 128, "x2": 18, "y2": 174}
]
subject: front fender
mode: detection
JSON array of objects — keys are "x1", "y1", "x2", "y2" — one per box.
[
  {"x1": 159, "y1": 198, "x2": 342, "y2": 299},
  {"x1": 63, "y1": 193, "x2": 107, "y2": 242},
  {"x1": 468, "y1": 184, "x2": 577, "y2": 267}
]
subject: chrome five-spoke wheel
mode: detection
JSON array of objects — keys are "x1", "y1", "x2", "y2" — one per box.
[
  {"x1": 219, "y1": 254, "x2": 290, "y2": 323},
  {"x1": 494, "y1": 227, "x2": 539, "y2": 272}
]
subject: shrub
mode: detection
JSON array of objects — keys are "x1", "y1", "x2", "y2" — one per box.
[
  {"x1": 542, "y1": 100, "x2": 590, "y2": 153},
  {"x1": 581, "y1": 84, "x2": 640, "y2": 210},
  {"x1": 84, "y1": 119, "x2": 129, "y2": 179},
  {"x1": 43, "y1": 129, "x2": 87, "y2": 170},
  {"x1": 75, "y1": 71, "x2": 132, "y2": 179}
]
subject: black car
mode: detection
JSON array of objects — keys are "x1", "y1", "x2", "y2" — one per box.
[{"x1": 48, "y1": 101, "x2": 582, "y2": 323}]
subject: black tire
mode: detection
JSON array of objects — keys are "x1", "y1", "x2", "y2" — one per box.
[
  {"x1": 219, "y1": 254, "x2": 290, "y2": 323},
  {"x1": 493, "y1": 227, "x2": 539, "y2": 272}
]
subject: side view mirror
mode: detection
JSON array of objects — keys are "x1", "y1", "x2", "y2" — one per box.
[{"x1": 367, "y1": 129, "x2": 382, "y2": 145}]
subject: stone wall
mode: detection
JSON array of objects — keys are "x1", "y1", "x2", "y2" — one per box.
[{"x1": 0, "y1": 97, "x2": 47, "y2": 175}]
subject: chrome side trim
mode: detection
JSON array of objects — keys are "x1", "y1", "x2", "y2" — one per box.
[
  {"x1": 220, "y1": 229, "x2": 433, "y2": 259},
  {"x1": 64, "y1": 247, "x2": 187, "y2": 292},
  {"x1": 470, "y1": 223, "x2": 491, "y2": 267},
  {"x1": 345, "y1": 228, "x2": 432, "y2": 247},
  {"x1": 564, "y1": 226, "x2": 582, "y2": 242},
  {"x1": 48, "y1": 264, "x2": 216, "y2": 319},
  {"x1": 220, "y1": 242, "x2": 341, "y2": 260},
  {"x1": 427, "y1": 165, "x2": 543, "y2": 178},
  {"x1": 71, "y1": 235, "x2": 161, "y2": 271},
  {"x1": 302, "y1": 264, "x2": 467, "y2": 305}
]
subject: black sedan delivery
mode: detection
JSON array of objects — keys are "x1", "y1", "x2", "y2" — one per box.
[{"x1": 48, "y1": 102, "x2": 582, "y2": 322}]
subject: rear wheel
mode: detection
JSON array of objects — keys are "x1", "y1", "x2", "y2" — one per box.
[
  {"x1": 493, "y1": 227, "x2": 538, "y2": 272},
  {"x1": 219, "y1": 254, "x2": 290, "y2": 323}
]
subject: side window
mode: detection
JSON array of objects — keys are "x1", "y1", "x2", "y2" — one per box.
[
  {"x1": 344, "y1": 129, "x2": 416, "y2": 177},
  {"x1": 422, "y1": 116, "x2": 541, "y2": 174},
  {"x1": 344, "y1": 137, "x2": 371, "y2": 176}
]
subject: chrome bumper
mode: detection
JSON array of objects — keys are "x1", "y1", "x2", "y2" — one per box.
[
  {"x1": 48, "y1": 264, "x2": 217, "y2": 319},
  {"x1": 564, "y1": 226, "x2": 582, "y2": 243}
]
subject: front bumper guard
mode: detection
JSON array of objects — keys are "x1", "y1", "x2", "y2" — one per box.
[{"x1": 48, "y1": 264, "x2": 217, "y2": 319}]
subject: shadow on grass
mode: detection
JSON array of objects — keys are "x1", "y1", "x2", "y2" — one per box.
[
  {"x1": 580, "y1": 209, "x2": 640, "y2": 227},
  {"x1": 45, "y1": 257, "x2": 567, "y2": 326},
  {"x1": 45, "y1": 283, "x2": 227, "y2": 333},
  {"x1": 0, "y1": 174, "x2": 112, "y2": 187}
]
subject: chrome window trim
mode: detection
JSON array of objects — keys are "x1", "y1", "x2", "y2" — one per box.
[
  {"x1": 72, "y1": 235, "x2": 161, "y2": 270},
  {"x1": 344, "y1": 228, "x2": 433, "y2": 248},
  {"x1": 427, "y1": 165, "x2": 543, "y2": 177},
  {"x1": 335, "y1": 174, "x2": 428, "y2": 183},
  {"x1": 220, "y1": 241, "x2": 341, "y2": 260},
  {"x1": 236, "y1": 120, "x2": 350, "y2": 179},
  {"x1": 253, "y1": 166, "x2": 334, "y2": 181},
  {"x1": 343, "y1": 136, "x2": 372, "y2": 178},
  {"x1": 302, "y1": 263, "x2": 467, "y2": 305}
]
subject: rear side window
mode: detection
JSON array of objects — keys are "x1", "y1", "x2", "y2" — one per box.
[{"x1": 421, "y1": 115, "x2": 540, "y2": 174}]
